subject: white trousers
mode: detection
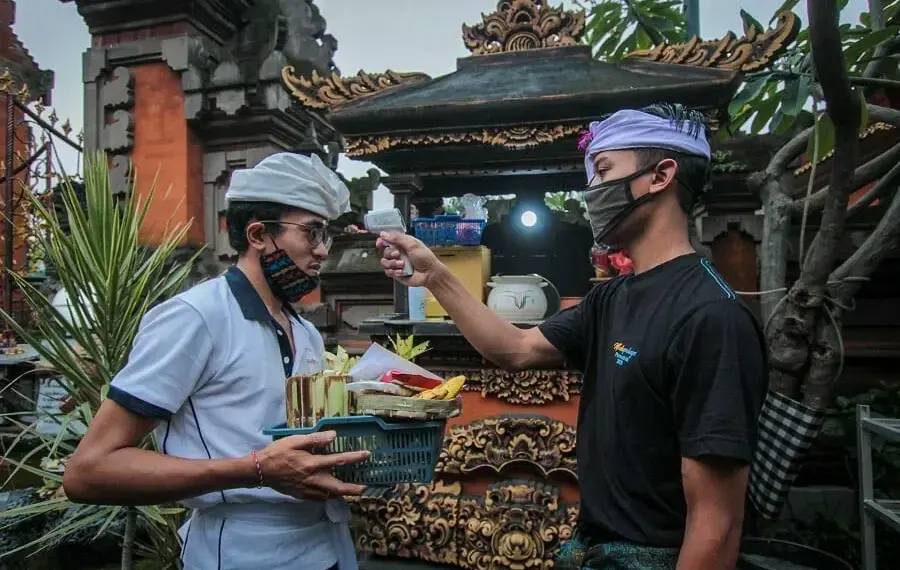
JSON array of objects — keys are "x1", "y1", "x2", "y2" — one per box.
[{"x1": 178, "y1": 500, "x2": 358, "y2": 570}]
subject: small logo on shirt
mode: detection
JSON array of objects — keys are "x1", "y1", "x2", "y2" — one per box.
[{"x1": 613, "y1": 342, "x2": 638, "y2": 367}]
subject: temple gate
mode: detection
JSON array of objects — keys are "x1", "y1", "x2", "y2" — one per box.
[{"x1": 62, "y1": 0, "x2": 345, "y2": 272}]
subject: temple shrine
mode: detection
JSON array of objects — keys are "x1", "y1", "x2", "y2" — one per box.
[{"x1": 282, "y1": 2, "x2": 800, "y2": 568}]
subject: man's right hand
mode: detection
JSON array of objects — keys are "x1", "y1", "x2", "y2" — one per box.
[
  {"x1": 377, "y1": 231, "x2": 444, "y2": 288},
  {"x1": 257, "y1": 431, "x2": 370, "y2": 501}
]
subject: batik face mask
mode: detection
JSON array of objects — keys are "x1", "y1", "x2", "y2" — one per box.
[
  {"x1": 260, "y1": 242, "x2": 320, "y2": 305},
  {"x1": 583, "y1": 164, "x2": 658, "y2": 248}
]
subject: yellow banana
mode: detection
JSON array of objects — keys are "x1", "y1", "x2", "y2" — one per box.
[
  {"x1": 441, "y1": 376, "x2": 466, "y2": 400},
  {"x1": 414, "y1": 375, "x2": 466, "y2": 400}
]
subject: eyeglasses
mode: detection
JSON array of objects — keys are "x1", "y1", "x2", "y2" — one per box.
[{"x1": 259, "y1": 220, "x2": 333, "y2": 249}]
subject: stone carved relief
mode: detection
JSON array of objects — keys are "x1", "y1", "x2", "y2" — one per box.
[
  {"x1": 626, "y1": 11, "x2": 800, "y2": 73},
  {"x1": 429, "y1": 367, "x2": 581, "y2": 404},
  {"x1": 108, "y1": 155, "x2": 132, "y2": 197},
  {"x1": 101, "y1": 67, "x2": 134, "y2": 110},
  {"x1": 437, "y1": 415, "x2": 577, "y2": 479},
  {"x1": 349, "y1": 481, "x2": 577, "y2": 570},
  {"x1": 343, "y1": 123, "x2": 584, "y2": 158},
  {"x1": 208, "y1": 0, "x2": 339, "y2": 114},
  {"x1": 99, "y1": 66, "x2": 135, "y2": 190},
  {"x1": 276, "y1": 0, "x2": 339, "y2": 78},
  {"x1": 462, "y1": 0, "x2": 586, "y2": 55},
  {"x1": 458, "y1": 482, "x2": 577, "y2": 570},
  {"x1": 103, "y1": 109, "x2": 134, "y2": 153}
]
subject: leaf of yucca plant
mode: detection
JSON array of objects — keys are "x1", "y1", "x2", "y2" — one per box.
[{"x1": 0, "y1": 151, "x2": 199, "y2": 562}]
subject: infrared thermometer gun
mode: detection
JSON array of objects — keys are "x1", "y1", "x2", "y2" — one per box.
[{"x1": 365, "y1": 208, "x2": 414, "y2": 278}]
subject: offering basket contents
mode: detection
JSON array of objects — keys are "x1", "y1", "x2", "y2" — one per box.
[{"x1": 271, "y1": 335, "x2": 465, "y2": 485}]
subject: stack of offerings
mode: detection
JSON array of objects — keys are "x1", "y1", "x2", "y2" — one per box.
[{"x1": 265, "y1": 342, "x2": 464, "y2": 486}]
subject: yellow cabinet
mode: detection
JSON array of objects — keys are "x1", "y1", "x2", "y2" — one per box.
[{"x1": 425, "y1": 246, "x2": 491, "y2": 318}]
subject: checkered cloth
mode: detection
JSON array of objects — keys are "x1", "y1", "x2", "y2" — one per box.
[{"x1": 748, "y1": 390, "x2": 827, "y2": 520}]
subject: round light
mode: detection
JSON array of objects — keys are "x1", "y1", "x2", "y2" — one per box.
[{"x1": 520, "y1": 210, "x2": 537, "y2": 228}]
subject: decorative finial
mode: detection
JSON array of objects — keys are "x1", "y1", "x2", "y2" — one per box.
[
  {"x1": 0, "y1": 70, "x2": 12, "y2": 93},
  {"x1": 16, "y1": 83, "x2": 29, "y2": 103},
  {"x1": 462, "y1": 0, "x2": 585, "y2": 56}
]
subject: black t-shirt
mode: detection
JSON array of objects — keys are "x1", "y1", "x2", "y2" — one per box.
[{"x1": 538, "y1": 253, "x2": 768, "y2": 548}]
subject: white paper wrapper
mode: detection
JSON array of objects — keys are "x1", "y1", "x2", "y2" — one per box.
[{"x1": 347, "y1": 342, "x2": 442, "y2": 382}]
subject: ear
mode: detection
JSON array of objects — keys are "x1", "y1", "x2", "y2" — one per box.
[
  {"x1": 245, "y1": 221, "x2": 269, "y2": 252},
  {"x1": 648, "y1": 158, "x2": 679, "y2": 195}
]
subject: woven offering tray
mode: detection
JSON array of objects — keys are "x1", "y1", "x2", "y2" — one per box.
[{"x1": 352, "y1": 393, "x2": 462, "y2": 421}]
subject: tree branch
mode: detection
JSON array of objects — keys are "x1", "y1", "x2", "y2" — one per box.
[
  {"x1": 829, "y1": 159, "x2": 900, "y2": 303},
  {"x1": 789, "y1": 140, "x2": 900, "y2": 214},
  {"x1": 767, "y1": 126, "x2": 815, "y2": 177},
  {"x1": 846, "y1": 156, "x2": 900, "y2": 217},
  {"x1": 798, "y1": 0, "x2": 861, "y2": 288}
]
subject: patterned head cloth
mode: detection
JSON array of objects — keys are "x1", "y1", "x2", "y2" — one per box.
[{"x1": 578, "y1": 106, "x2": 711, "y2": 183}]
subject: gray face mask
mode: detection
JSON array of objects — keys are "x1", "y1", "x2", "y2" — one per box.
[{"x1": 583, "y1": 164, "x2": 657, "y2": 248}]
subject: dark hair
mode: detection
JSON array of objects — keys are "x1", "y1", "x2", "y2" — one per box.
[
  {"x1": 226, "y1": 201, "x2": 288, "y2": 254},
  {"x1": 633, "y1": 103, "x2": 712, "y2": 215}
]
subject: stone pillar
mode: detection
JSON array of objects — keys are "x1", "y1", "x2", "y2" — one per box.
[
  {"x1": 68, "y1": 0, "x2": 343, "y2": 259},
  {"x1": 383, "y1": 174, "x2": 422, "y2": 315},
  {"x1": 71, "y1": 0, "x2": 255, "y2": 247},
  {"x1": 700, "y1": 214, "x2": 764, "y2": 300}
]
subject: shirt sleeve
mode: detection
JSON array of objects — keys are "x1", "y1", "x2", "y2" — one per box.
[
  {"x1": 537, "y1": 292, "x2": 592, "y2": 369},
  {"x1": 667, "y1": 300, "x2": 768, "y2": 464},
  {"x1": 107, "y1": 298, "x2": 214, "y2": 420}
]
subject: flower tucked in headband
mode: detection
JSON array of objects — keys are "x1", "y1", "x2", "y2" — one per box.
[{"x1": 578, "y1": 103, "x2": 712, "y2": 183}]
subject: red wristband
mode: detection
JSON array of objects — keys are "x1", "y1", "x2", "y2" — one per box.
[{"x1": 250, "y1": 450, "x2": 264, "y2": 488}]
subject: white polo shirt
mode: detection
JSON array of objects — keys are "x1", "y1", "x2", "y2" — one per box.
[{"x1": 109, "y1": 266, "x2": 352, "y2": 570}]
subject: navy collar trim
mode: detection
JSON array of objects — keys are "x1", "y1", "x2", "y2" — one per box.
[{"x1": 225, "y1": 265, "x2": 299, "y2": 322}]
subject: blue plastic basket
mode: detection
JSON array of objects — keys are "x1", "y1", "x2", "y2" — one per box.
[
  {"x1": 264, "y1": 415, "x2": 446, "y2": 486},
  {"x1": 412, "y1": 215, "x2": 486, "y2": 246}
]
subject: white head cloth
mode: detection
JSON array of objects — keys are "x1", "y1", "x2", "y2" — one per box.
[
  {"x1": 225, "y1": 152, "x2": 351, "y2": 220},
  {"x1": 581, "y1": 109, "x2": 711, "y2": 183}
]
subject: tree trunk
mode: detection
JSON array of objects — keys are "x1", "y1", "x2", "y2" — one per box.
[{"x1": 121, "y1": 507, "x2": 136, "y2": 570}]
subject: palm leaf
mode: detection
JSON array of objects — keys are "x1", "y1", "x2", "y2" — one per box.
[{"x1": 0, "y1": 151, "x2": 199, "y2": 564}]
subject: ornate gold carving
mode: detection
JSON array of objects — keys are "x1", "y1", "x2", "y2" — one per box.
[
  {"x1": 437, "y1": 415, "x2": 577, "y2": 479},
  {"x1": 427, "y1": 367, "x2": 581, "y2": 404},
  {"x1": 625, "y1": 11, "x2": 800, "y2": 72},
  {"x1": 350, "y1": 482, "x2": 462, "y2": 566},
  {"x1": 462, "y1": 0, "x2": 586, "y2": 55},
  {"x1": 458, "y1": 482, "x2": 577, "y2": 570},
  {"x1": 344, "y1": 123, "x2": 585, "y2": 158},
  {"x1": 793, "y1": 122, "x2": 895, "y2": 175},
  {"x1": 349, "y1": 481, "x2": 577, "y2": 570},
  {"x1": 282, "y1": 66, "x2": 430, "y2": 110}
]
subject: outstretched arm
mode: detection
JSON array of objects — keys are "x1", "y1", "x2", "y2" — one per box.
[{"x1": 379, "y1": 231, "x2": 565, "y2": 371}]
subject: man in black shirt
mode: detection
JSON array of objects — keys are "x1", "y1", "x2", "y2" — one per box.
[{"x1": 377, "y1": 104, "x2": 767, "y2": 570}]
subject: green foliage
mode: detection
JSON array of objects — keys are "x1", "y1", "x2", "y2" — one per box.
[
  {"x1": 575, "y1": 0, "x2": 687, "y2": 61},
  {"x1": 0, "y1": 152, "x2": 199, "y2": 567},
  {"x1": 729, "y1": 0, "x2": 900, "y2": 143}
]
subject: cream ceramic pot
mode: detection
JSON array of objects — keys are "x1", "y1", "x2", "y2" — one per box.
[{"x1": 486, "y1": 274, "x2": 558, "y2": 321}]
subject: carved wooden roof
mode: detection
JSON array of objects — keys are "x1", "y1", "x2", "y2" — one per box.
[
  {"x1": 625, "y1": 12, "x2": 800, "y2": 72},
  {"x1": 280, "y1": 8, "x2": 800, "y2": 168},
  {"x1": 461, "y1": 0, "x2": 585, "y2": 56},
  {"x1": 282, "y1": 68, "x2": 431, "y2": 111}
]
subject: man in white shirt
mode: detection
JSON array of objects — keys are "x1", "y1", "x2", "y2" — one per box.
[{"x1": 63, "y1": 153, "x2": 369, "y2": 570}]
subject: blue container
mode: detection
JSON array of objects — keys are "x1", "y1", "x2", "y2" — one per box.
[
  {"x1": 264, "y1": 415, "x2": 446, "y2": 486},
  {"x1": 411, "y1": 215, "x2": 486, "y2": 246}
]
